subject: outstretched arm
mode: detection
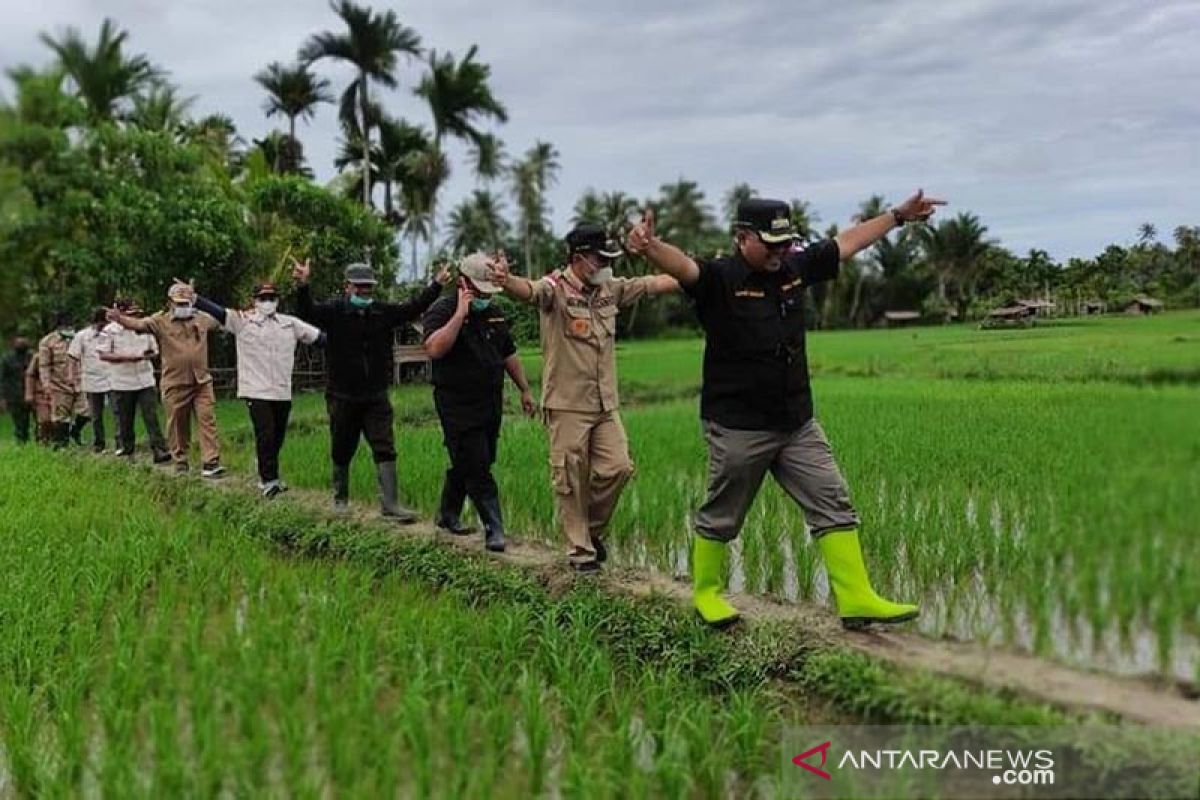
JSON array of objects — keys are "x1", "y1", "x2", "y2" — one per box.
[
  {"x1": 834, "y1": 189, "x2": 946, "y2": 260},
  {"x1": 388, "y1": 264, "x2": 452, "y2": 327},
  {"x1": 626, "y1": 209, "x2": 701, "y2": 287},
  {"x1": 488, "y1": 252, "x2": 537, "y2": 304}
]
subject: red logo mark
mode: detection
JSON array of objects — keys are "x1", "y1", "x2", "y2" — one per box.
[{"x1": 792, "y1": 741, "x2": 833, "y2": 780}]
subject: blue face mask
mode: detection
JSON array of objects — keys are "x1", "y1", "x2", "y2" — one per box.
[
  {"x1": 470, "y1": 298, "x2": 491, "y2": 312},
  {"x1": 349, "y1": 295, "x2": 374, "y2": 308}
]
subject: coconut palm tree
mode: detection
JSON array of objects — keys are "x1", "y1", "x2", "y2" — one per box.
[
  {"x1": 40, "y1": 18, "x2": 161, "y2": 123},
  {"x1": 572, "y1": 190, "x2": 604, "y2": 226},
  {"x1": 722, "y1": 182, "x2": 757, "y2": 223},
  {"x1": 509, "y1": 141, "x2": 560, "y2": 277},
  {"x1": 468, "y1": 133, "x2": 506, "y2": 184},
  {"x1": 656, "y1": 179, "x2": 715, "y2": 254},
  {"x1": 376, "y1": 115, "x2": 431, "y2": 225},
  {"x1": 1137, "y1": 222, "x2": 1157, "y2": 245},
  {"x1": 445, "y1": 189, "x2": 509, "y2": 254},
  {"x1": 915, "y1": 212, "x2": 993, "y2": 316},
  {"x1": 414, "y1": 45, "x2": 507, "y2": 244},
  {"x1": 789, "y1": 199, "x2": 819, "y2": 243},
  {"x1": 127, "y1": 81, "x2": 194, "y2": 134},
  {"x1": 300, "y1": 0, "x2": 422, "y2": 209},
  {"x1": 253, "y1": 62, "x2": 333, "y2": 174}
]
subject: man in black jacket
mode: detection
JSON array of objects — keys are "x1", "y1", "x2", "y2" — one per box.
[{"x1": 293, "y1": 258, "x2": 451, "y2": 519}]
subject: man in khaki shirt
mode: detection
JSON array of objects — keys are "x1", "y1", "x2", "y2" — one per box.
[
  {"x1": 491, "y1": 224, "x2": 678, "y2": 570},
  {"x1": 107, "y1": 284, "x2": 225, "y2": 477},
  {"x1": 38, "y1": 311, "x2": 89, "y2": 448}
]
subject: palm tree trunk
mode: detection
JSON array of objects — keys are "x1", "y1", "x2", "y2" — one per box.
[
  {"x1": 360, "y1": 73, "x2": 371, "y2": 210},
  {"x1": 287, "y1": 114, "x2": 297, "y2": 174}
]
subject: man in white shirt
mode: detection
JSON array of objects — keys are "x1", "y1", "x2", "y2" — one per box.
[
  {"x1": 188, "y1": 281, "x2": 323, "y2": 498},
  {"x1": 68, "y1": 308, "x2": 114, "y2": 452},
  {"x1": 99, "y1": 299, "x2": 170, "y2": 462}
]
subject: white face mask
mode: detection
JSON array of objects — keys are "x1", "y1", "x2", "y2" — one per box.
[
  {"x1": 586, "y1": 266, "x2": 613, "y2": 286},
  {"x1": 171, "y1": 305, "x2": 195, "y2": 320},
  {"x1": 255, "y1": 300, "x2": 278, "y2": 316}
]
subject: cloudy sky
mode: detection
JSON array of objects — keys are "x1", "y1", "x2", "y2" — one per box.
[{"x1": 3, "y1": 0, "x2": 1197, "y2": 263}]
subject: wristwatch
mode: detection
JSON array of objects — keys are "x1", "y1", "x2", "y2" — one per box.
[{"x1": 890, "y1": 208, "x2": 906, "y2": 226}]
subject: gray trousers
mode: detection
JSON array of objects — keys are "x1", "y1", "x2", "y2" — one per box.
[{"x1": 695, "y1": 418, "x2": 859, "y2": 542}]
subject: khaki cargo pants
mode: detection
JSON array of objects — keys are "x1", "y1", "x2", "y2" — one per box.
[
  {"x1": 545, "y1": 409, "x2": 635, "y2": 565},
  {"x1": 161, "y1": 381, "x2": 220, "y2": 466},
  {"x1": 695, "y1": 418, "x2": 859, "y2": 542},
  {"x1": 49, "y1": 390, "x2": 87, "y2": 424}
]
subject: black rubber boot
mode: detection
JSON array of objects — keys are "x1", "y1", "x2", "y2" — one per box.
[
  {"x1": 52, "y1": 422, "x2": 71, "y2": 449},
  {"x1": 332, "y1": 463, "x2": 350, "y2": 514},
  {"x1": 376, "y1": 461, "x2": 418, "y2": 524},
  {"x1": 476, "y1": 493, "x2": 506, "y2": 553},
  {"x1": 435, "y1": 473, "x2": 475, "y2": 535},
  {"x1": 69, "y1": 416, "x2": 89, "y2": 446}
]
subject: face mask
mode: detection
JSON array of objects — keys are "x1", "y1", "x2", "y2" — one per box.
[
  {"x1": 586, "y1": 267, "x2": 613, "y2": 286},
  {"x1": 171, "y1": 305, "x2": 195, "y2": 320},
  {"x1": 255, "y1": 300, "x2": 278, "y2": 316},
  {"x1": 59, "y1": 328, "x2": 76, "y2": 338},
  {"x1": 470, "y1": 298, "x2": 491, "y2": 312},
  {"x1": 349, "y1": 295, "x2": 374, "y2": 308}
]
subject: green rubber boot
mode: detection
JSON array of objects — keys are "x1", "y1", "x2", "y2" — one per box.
[
  {"x1": 817, "y1": 529, "x2": 918, "y2": 630},
  {"x1": 692, "y1": 536, "x2": 740, "y2": 628}
]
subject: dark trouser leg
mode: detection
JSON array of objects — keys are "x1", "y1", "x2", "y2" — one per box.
[
  {"x1": 87, "y1": 392, "x2": 106, "y2": 449},
  {"x1": 272, "y1": 401, "x2": 292, "y2": 476},
  {"x1": 326, "y1": 396, "x2": 363, "y2": 506},
  {"x1": 447, "y1": 421, "x2": 503, "y2": 545},
  {"x1": 10, "y1": 401, "x2": 30, "y2": 443},
  {"x1": 137, "y1": 387, "x2": 168, "y2": 457},
  {"x1": 360, "y1": 396, "x2": 397, "y2": 464},
  {"x1": 248, "y1": 399, "x2": 277, "y2": 483},
  {"x1": 436, "y1": 409, "x2": 471, "y2": 532},
  {"x1": 115, "y1": 391, "x2": 136, "y2": 453}
]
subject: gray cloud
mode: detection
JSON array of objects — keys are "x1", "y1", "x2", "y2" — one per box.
[{"x1": 3, "y1": 0, "x2": 1197, "y2": 264}]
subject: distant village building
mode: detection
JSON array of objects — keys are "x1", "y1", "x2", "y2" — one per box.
[
  {"x1": 981, "y1": 304, "x2": 1036, "y2": 329},
  {"x1": 883, "y1": 310, "x2": 921, "y2": 328},
  {"x1": 1080, "y1": 299, "x2": 1106, "y2": 315},
  {"x1": 1124, "y1": 296, "x2": 1164, "y2": 315}
]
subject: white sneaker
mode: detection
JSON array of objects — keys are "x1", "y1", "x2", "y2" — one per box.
[
  {"x1": 201, "y1": 463, "x2": 226, "y2": 479},
  {"x1": 262, "y1": 481, "x2": 283, "y2": 499}
]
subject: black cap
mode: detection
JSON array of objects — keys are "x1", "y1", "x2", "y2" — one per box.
[
  {"x1": 53, "y1": 310, "x2": 72, "y2": 327},
  {"x1": 343, "y1": 263, "x2": 378, "y2": 285},
  {"x1": 734, "y1": 198, "x2": 796, "y2": 244},
  {"x1": 566, "y1": 224, "x2": 623, "y2": 259}
]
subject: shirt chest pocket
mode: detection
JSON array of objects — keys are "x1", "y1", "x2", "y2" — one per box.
[
  {"x1": 563, "y1": 305, "x2": 595, "y2": 341},
  {"x1": 595, "y1": 304, "x2": 618, "y2": 338}
]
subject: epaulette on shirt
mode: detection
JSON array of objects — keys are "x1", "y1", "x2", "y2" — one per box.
[{"x1": 545, "y1": 271, "x2": 561, "y2": 287}]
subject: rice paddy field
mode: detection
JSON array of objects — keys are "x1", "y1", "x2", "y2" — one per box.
[
  {"x1": 1, "y1": 310, "x2": 1198, "y2": 796},
  {"x1": 216, "y1": 311, "x2": 1200, "y2": 683}
]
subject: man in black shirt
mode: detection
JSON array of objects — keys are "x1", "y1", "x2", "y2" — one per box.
[
  {"x1": 423, "y1": 253, "x2": 536, "y2": 552},
  {"x1": 628, "y1": 190, "x2": 945, "y2": 629},
  {"x1": 1, "y1": 336, "x2": 33, "y2": 444},
  {"x1": 293, "y1": 257, "x2": 451, "y2": 519}
]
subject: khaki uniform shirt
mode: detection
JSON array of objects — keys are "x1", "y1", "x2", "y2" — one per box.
[
  {"x1": 224, "y1": 310, "x2": 320, "y2": 401},
  {"x1": 518, "y1": 270, "x2": 656, "y2": 413},
  {"x1": 126, "y1": 311, "x2": 220, "y2": 389},
  {"x1": 37, "y1": 332, "x2": 77, "y2": 394}
]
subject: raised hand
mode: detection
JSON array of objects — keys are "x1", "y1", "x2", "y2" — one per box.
[
  {"x1": 892, "y1": 189, "x2": 947, "y2": 224},
  {"x1": 626, "y1": 208, "x2": 657, "y2": 255},
  {"x1": 170, "y1": 277, "x2": 196, "y2": 302},
  {"x1": 454, "y1": 277, "x2": 477, "y2": 318},
  {"x1": 487, "y1": 251, "x2": 511, "y2": 286},
  {"x1": 290, "y1": 256, "x2": 311, "y2": 285}
]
